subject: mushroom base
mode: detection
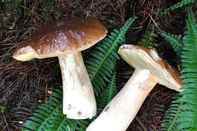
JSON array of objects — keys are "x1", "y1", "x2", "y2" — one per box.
[{"x1": 58, "y1": 52, "x2": 96, "y2": 119}]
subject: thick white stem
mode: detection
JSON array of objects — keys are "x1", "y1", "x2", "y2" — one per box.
[
  {"x1": 86, "y1": 69, "x2": 157, "y2": 131},
  {"x1": 58, "y1": 52, "x2": 96, "y2": 119}
]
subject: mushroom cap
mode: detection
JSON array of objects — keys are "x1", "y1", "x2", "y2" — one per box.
[
  {"x1": 13, "y1": 17, "x2": 107, "y2": 61},
  {"x1": 118, "y1": 44, "x2": 181, "y2": 91}
]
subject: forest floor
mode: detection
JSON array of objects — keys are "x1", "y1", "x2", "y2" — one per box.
[{"x1": 0, "y1": 0, "x2": 185, "y2": 131}]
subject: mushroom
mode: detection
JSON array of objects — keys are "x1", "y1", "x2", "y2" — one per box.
[
  {"x1": 12, "y1": 17, "x2": 107, "y2": 119},
  {"x1": 86, "y1": 44, "x2": 181, "y2": 131}
]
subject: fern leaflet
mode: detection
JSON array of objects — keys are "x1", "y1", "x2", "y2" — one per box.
[
  {"x1": 160, "y1": 31, "x2": 183, "y2": 56},
  {"x1": 97, "y1": 71, "x2": 117, "y2": 110},
  {"x1": 138, "y1": 26, "x2": 156, "y2": 48}
]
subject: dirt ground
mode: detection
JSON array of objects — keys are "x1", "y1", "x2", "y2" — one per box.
[{"x1": 0, "y1": 0, "x2": 185, "y2": 131}]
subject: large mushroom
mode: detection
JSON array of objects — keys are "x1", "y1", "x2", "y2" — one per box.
[
  {"x1": 86, "y1": 44, "x2": 181, "y2": 131},
  {"x1": 13, "y1": 17, "x2": 107, "y2": 119}
]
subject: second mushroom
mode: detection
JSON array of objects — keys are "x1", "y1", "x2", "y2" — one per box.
[
  {"x1": 86, "y1": 44, "x2": 181, "y2": 131},
  {"x1": 13, "y1": 17, "x2": 107, "y2": 119}
]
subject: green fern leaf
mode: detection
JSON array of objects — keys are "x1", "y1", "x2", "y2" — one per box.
[
  {"x1": 97, "y1": 71, "x2": 117, "y2": 110},
  {"x1": 22, "y1": 89, "x2": 88, "y2": 131},
  {"x1": 160, "y1": 32, "x2": 183, "y2": 56},
  {"x1": 161, "y1": 96, "x2": 182, "y2": 131},
  {"x1": 138, "y1": 27, "x2": 156, "y2": 48},
  {"x1": 177, "y1": 10, "x2": 197, "y2": 131},
  {"x1": 22, "y1": 17, "x2": 136, "y2": 131},
  {"x1": 161, "y1": 10, "x2": 197, "y2": 131},
  {"x1": 160, "y1": 0, "x2": 195, "y2": 15},
  {"x1": 86, "y1": 17, "x2": 136, "y2": 96},
  {"x1": 22, "y1": 89, "x2": 62, "y2": 131}
]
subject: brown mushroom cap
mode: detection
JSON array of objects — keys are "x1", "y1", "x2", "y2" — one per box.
[
  {"x1": 118, "y1": 44, "x2": 181, "y2": 91},
  {"x1": 13, "y1": 17, "x2": 107, "y2": 61}
]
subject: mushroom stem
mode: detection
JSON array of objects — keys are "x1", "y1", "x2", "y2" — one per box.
[
  {"x1": 58, "y1": 52, "x2": 96, "y2": 119},
  {"x1": 86, "y1": 69, "x2": 157, "y2": 131}
]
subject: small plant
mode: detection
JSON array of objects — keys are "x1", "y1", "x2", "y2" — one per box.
[
  {"x1": 160, "y1": 0, "x2": 196, "y2": 15},
  {"x1": 161, "y1": 10, "x2": 197, "y2": 131},
  {"x1": 160, "y1": 32, "x2": 183, "y2": 56},
  {"x1": 0, "y1": 105, "x2": 6, "y2": 113}
]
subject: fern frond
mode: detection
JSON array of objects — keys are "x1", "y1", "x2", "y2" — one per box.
[
  {"x1": 160, "y1": 0, "x2": 195, "y2": 15},
  {"x1": 22, "y1": 17, "x2": 136, "y2": 131},
  {"x1": 176, "y1": 10, "x2": 197, "y2": 131},
  {"x1": 160, "y1": 31, "x2": 183, "y2": 56},
  {"x1": 22, "y1": 89, "x2": 88, "y2": 131},
  {"x1": 161, "y1": 10, "x2": 197, "y2": 131},
  {"x1": 138, "y1": 26, "x2": 156, "y2": 48},
  {"x1": 161, "y1": 96, "x2": 182, "y2": 131},
  {"x1": 86, "y1": 17, "x2": 136, "y2": 96},
  {"x1": 97, "y1": 71, "x2": 117, "y2": 110}
]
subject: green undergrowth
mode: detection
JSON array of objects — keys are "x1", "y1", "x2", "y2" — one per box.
[
  {"x1": 161, "y1": 10, "x2": 197, "y2": 131},
  {"x1": 160, "y1": 0, "x2": 196, "y2": 15}
]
